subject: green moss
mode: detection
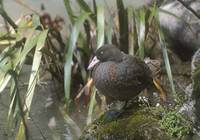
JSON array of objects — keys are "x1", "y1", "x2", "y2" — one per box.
[
  {"x1": 81, "y1": 107, "x2": 187, "y2": 140},
  {"x1": 95, "y1": 107, "x2": 171, "y2": 140},
  {"x1": 97, "y1": 113, "x2": 152, "y2": 139},
  {"x1": 160, "y1": 111, "x2": 191, "y2": 138},
  {"x1": 192, "y1": 64, "x2": 200, "y2": 98}
]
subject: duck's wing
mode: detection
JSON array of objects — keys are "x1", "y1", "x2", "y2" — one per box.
[{"x1": 116, "y1": 55, "x2": 152, "y2": 88}]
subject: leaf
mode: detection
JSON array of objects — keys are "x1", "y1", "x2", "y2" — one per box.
[
  {"x1": 116, "y1": 0, "x2": 128, "y2": 53},
  {"x1": 87, "y1": 5, "x2": 105, "y2": 125},
  {"x1": 7, "y1": 71, "x2": 24, "y2": 137},
  {"x1": 127, "y1": 6, "x2": 134, "y2": 55},
  {"x1": 32, "y1": 15, "x2": 41, "y2": 26},
  {"x1": 17, "y1": 29, "x2": 39, "y2": 65},
  {"x1": 135, "y1": 9, "x2": 146, "y2": 59},
  {"x1": 87, "y1": 88, "x2": 96, "y2": 125},
  {"x1": 25, "y1": 29, "x2": 48, "y2": 112},
  {"x1": 158, "y1": 29, "x2": 176, "y2": 97},
  {"x1": 77, "y1": 0, "x2": 96, "y2": 23},
  {"x1": 93, "y1": 0, "x2": 97, "y2": 17},
  {"x1": 97, "y1": 6, "x2": 104, "y2": 48},
  {"x1": 74, "y1": 49, "x2": 87, "y2": 83},
  {"x1": 149, "y1": 4, "x2": 157, "y2": 25},
  {"x1": 64, "y1": 12, "x2": 89, "y2": 109},
  {"x1": 63, "y1": 0, "x2": 76, "y2": 24},
  {"x1": 0, "y1": 44, "x2": 22, "y2": 93},
  {"x1": 7, "y1": 78, "x2": 18, "y2": 124},
  {"x1": 106, "y1": 16, "x2": 113, "y2": 44},
  {"x1": 16, "y1": 29, "x2": 48, "y2": 140}
]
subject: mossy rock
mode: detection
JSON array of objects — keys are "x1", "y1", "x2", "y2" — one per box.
[
  {"x1": 192, "y1": 48, "x2": 200, "y2": 128},
  {"x1": 80, "y1": 107, "x2": 190, "y2": 140}
]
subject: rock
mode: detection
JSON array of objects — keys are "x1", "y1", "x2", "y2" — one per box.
[
  {"x1": 178, "y1": 48, "x2": 200, "y2": 136},
  {"x1": 159, "y1": 0, "x2": 200, "y2": 61},
  {"x1": 191, "y1": 48, "x2": 200, "y2": 129},
  {"x1": 80, "y1": 105, "x2": 191, "y2": 140}
]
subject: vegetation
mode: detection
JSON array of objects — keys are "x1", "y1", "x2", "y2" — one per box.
[
  {"x1": 160, "y1": 111, "x2": 191, "y2": 138},
  {"x1": 80, "y1": 106, "x2": 175, "y2": 140}
]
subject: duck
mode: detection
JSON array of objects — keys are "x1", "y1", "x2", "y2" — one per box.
[{"x1": 88, "y1": 44, "x2": 153, "y2": 103}]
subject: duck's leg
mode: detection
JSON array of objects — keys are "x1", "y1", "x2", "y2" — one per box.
[{"x1": 153, "y1": 78, "x2": 167, "y2": 101}]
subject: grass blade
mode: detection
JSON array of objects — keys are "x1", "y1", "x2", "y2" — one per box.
[
  {"x1": 97, "y1": 6, "x2": 104, "y2": 48},
  {"x1": 0, "y1": 43, "x2": 23, "y2": 93},
  {"x1": 128, "y1": 7, "x2": 134, "y2": 55},
  {"x1": 135, "y1": 9, "x2": 146, "y2": 59},
  {"x1": 116, "y1": 0, "x2": 128, "y2": 53},
  {"x1": 9, "y1": 71, "x2": 29, "y2": 140},
  {"x1": 87, "y1": 5, "x2": 104, "y2": 125},
  {"x1": 64, "y1": 12, "x2": 89, "y2": 109},
  {"x1": 63, "y1": 0, "x2": 76, "y2": 24},
  {"x1": 158, "y1": 29, "x2": 176, "y2": 97},
  {"x1": 93, "y1": 0, "x2": 97, "y2": 17},
  {"x1": 16, "y1": 29, "x2": 48, "y2": 140},
  {"x1": 18, "y1": 29, "x2": 39, "y2": 64},
  {"x1": 106, "y1": 16, "x2": 113, "y2": 44},
  {"x1": 25, "y1": 29, "x2": 48, "y2": 112},
  {"x1": 77, "y1": 0, "x2": 96, "y2": 23},
  {"x1": 87, "y1": 88, "x2": 96, "y2": 125}
]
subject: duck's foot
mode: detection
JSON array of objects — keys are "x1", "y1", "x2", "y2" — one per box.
[
  {"x1": 102, "y1": 101, "x2": 126, "y2": 122},
  {"x1": 103, "y1": 100, "x2": 138, "y2": 121},
  {"x1": 102, "y1": 110, "x2": 123, "y2": 122},
  {"x1": 106, "y1": 100, "x2": 126, "y2": 111}
]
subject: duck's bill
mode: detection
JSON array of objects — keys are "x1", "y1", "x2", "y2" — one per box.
[{"x1": 88, "y1": 56, "x2": 100, "y2": 70}]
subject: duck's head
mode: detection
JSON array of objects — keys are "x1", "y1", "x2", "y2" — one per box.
[{"x1": 88, "y1": 44, "x2": 123, "y2": 70}]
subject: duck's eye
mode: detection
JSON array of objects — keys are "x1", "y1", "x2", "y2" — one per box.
[{"x1": 100, "y1": 51, "x2": 104, "y2": 55}]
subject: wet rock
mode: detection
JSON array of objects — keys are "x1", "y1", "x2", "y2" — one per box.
[
  {"x1": 159, "y1": 0, "x2": 200, "y2": 61},
  {"x1": 191, "y1": 48, "x2": 200, "y2": 129},
  {"x1": 178, "y1": 48, "x2": 200, "y2": 137},
  {"x1": 80, "y1": 106, "x2": 191, "y2": 140}
]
